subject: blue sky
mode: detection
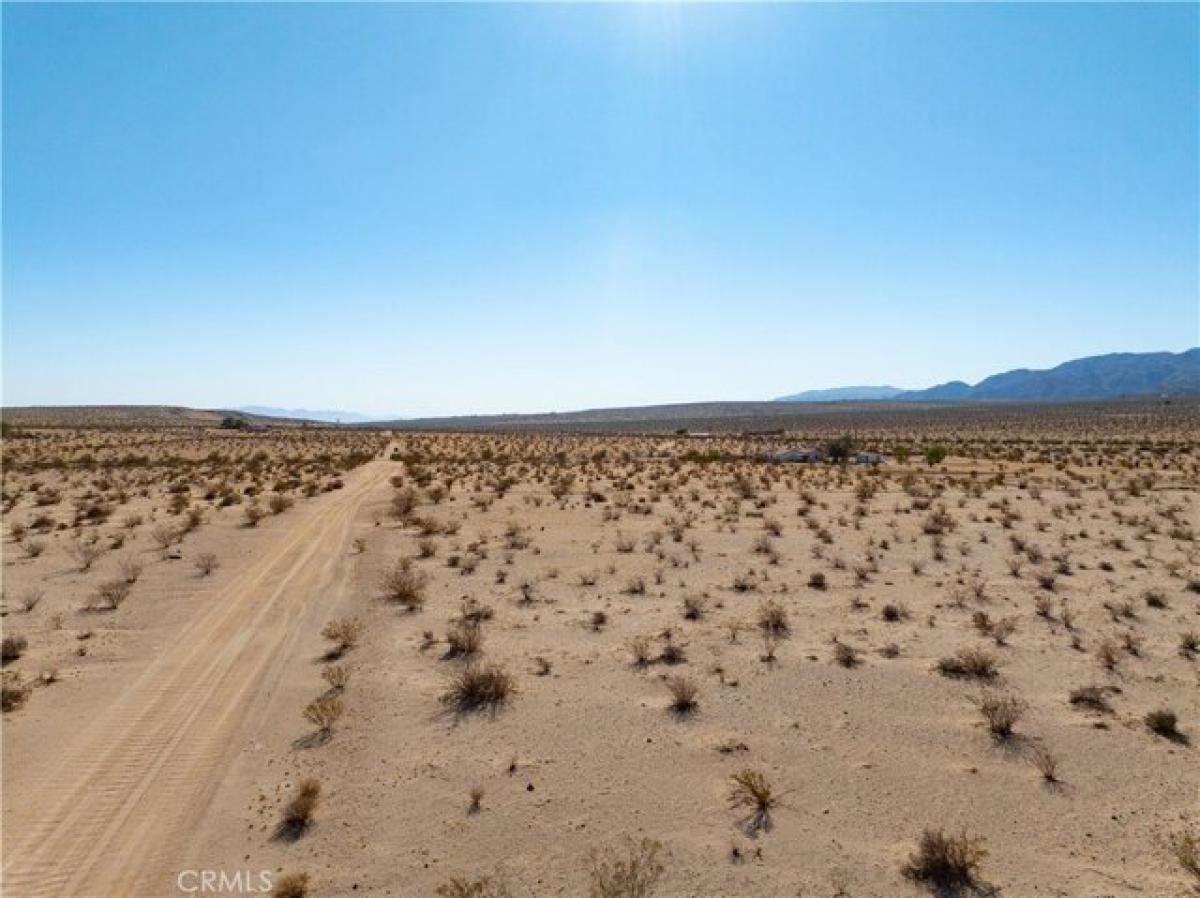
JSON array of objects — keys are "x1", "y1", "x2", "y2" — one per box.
[{"x1": 3, "y1": 3, "x2": 1197, "y2": 417}]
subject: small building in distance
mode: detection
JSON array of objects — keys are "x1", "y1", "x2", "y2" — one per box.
[
  {"x1": 852, "y1": 451, "x2": 884, "y2": 465},
  {"x1": 770, "y1": 447, "x2": 824, "y2": 463}
]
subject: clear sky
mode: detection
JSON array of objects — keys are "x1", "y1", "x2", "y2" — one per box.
[{"x1": 3, "y1": 3, "x2": 1197, "y2": 417}]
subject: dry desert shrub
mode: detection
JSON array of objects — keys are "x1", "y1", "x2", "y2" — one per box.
[
  {"x1": 976, "y1": 690, "x2": 1025, "y2": 739},
  {"x1": 588, "y1": 836, "x2": 665, "y2": 898},
  {"x1": 277, "y1": 778, "x2": 321, "y2": 840},
  {"x1": 194, "y1": 552, "x2": 220, "y2": 576},
  {"x1": 441, "y1": 663, "x2": 514, "y2": 713},
  {"x1": 271, "y1": 872, "x2": 309, "y2": 898},
  {"x1": 1170, "y1": 830, "x2": 1200, "y2": 886},
  {"x1": 728, "y1": 769, "x2": 780, "y2": 833},
  {"x1": 68, "y1": 540, "x2": 103, "y2": 572},
  {"x1": 150, "y1": 524, "x2": 178, "y2": 551},
  {"x1": 86, "y1": 578, "x2": 132, "y2": 612},
  {"x1": 1027, "y1": 743, "x2": 1060, "y2": 783},
  {"x1": 303, "y1": 696, "x2": 344, "y2": 735},
  {"x1": 756, "y1": 599, "x2": 789, "y2": 637},
  {"x1": 321, "y1": 664, "x2": 350, "y2": 691},
  {"x1": 268, "y1": 493, "x2": 293, "y2": 515},
  {"x1": 436, "y1": 876, "x2": 512, "y2": 898},
  {"x1": 1180, "y1": 631, "x2": 1199, "y2": 660},
  {"x1": 16, "y1": 589, "x2": 44, "y2": 613},
  {"x1": 629, "y1": 636, "x2": 653, "y2": 668},
  {"x1": 901, "y1": 828, "x2": 988, "y2": 889},
  {"x1": 1145, "y1": 708, "x2": 1186, "y2": 743},
  {"x1": 117, "y1": 555, "x2": 144, "y2": 583},
  {"x1": 2, "y1": 635, "x2": 28, "y2": 663},
  {"x1": 937, "y1": 647, "x2": 998, "y2": 680},
  {"x1": 381, "y1": 562, "x2": 427, "y2": 611},
  {"x1": 321, "y1": 617, "x2": 364, "y2": 657},
  {"x1": 1, "y1": 672, "x2": 29, "y2": 712},
  {"x1": 681, "y1": 595, "x2": 707, "y2": 621},
  {"x1": 664, "y1": 675, "x2": 698, "y2": 716},
  {"x1": 445, "y1": 621, "x2": 483, "y2": 658},
  {"x1": 1068, "y1": 685, "x2": 1111, "y2": 713}
]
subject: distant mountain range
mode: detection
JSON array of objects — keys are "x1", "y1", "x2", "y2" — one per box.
[
  {"x1": 777, "y1": 349, "x2": 1199, "y2": 403},
  {"x1": 776, "y1": 385, "x2": 908, "y2": 402},
  {"x1": 237, "y1": 406, "x2": 382, "y2": 424}
]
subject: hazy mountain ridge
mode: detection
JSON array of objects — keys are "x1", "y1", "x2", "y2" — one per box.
[
  {"x1": 237, "y1": 406, "x2": 381, "y2": 423},
  {"x1": 775, "y1": 386, "x2": 907, "y2": 402},
  {"x1": 780, "y1": 349, "x2": 1199, "y2": 403}
]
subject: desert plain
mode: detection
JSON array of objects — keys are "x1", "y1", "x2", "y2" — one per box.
[{"x1": 1, "y1": 400, "x2": 1198, "y2": 898}]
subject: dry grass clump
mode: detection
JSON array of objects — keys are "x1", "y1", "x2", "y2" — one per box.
[
  {"x1": 728, "y1": 769, "x2": 780, "y2": 833},
  {"x1": 381, "y1": 562, "x2": 428, "y2": 611},
  {"x1": 1, "y1": 635, "x2": 28, "y2": 663},
  {"x1": 321, "y1": 617, "x2": 364, "y2": 658},
  {"x1": 85, "y1": 578, "x2": 132, "y2": 612},
  {"x1": 1027, "y1": 743, "x2": 1060, "y2": 783},
  {"x1": 936, "y1": 647, "x2": 998, "y2": 680},
  {"x1": 277, "y1": 778, "x2": 321, "y2": 839},
  {"x1": 441, "y1": 663, "x2": 515, "y2": 713},
  {"x1": 1068, "y1": 685, "x2": 1111, "y2": 713},
  {"x1": 68, "y1": 540, "x2": 104, "y2": 572},
  {"x1": 445, "y1": 622, "x2": 484, "y2": 658},
  {"x1": 901, "y1": 828, "x2": 988, "y2": 889},
  {"x1": 436, "y1": 876, "x2": 512, "y2": 898},
  {"x1": 833, "y1": 641, "x2": 861, "y2": 668},
  {"x1": 321, "y1": 664, "x2": 350, "y2": 691},
  {"x1": 588, "y1": 836, "x2": 665, "y2": 898},
  {"x1": 194, "y1": 552, "x2": 220, "y2": 576},
  {"x1": 272, "y1": 872, "x2": 310, "y2": 898},
  {"x1": 303, "y1": 696, "x2": 344, "y2": 735},
  {"x1": 664, "y1": 676, "x2": 698, "y2": 716},
  {"x1": 629, "y1": 636, "x2": 653, "y2": 668},
  {"x1": 1169, "y1": 830, "x2": 1200, "y2": 886},
  {"x1": 1, "y1": 672, "x2": 29, "y2": 712},
  {"x1": 15, "y1": 589, "x2": 44, "y2": 613},
  {"x1": 976, "y1": 690, "x2": 1025, "y2": 739},
  {"x1": 1180, "y1": 631, "x2": 1199, "y2": 660},
  {"x1": 117, "y1": 556, "x2": 144, "y2": 584},
  {"x1": 1145, "y1": 708, "x2": 1186, "y2": 743},
  {"x1": 756, "y1": 599, "x2": 789, "y2": 637}
]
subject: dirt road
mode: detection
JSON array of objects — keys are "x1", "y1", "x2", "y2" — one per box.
[{"x1": 2, "y1": 459, "x2": 389, "y2": 897}]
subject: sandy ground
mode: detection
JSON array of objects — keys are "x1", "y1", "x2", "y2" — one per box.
[{"x1": 2, "y1": 429, "x2": 1198, "y2": 897}]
